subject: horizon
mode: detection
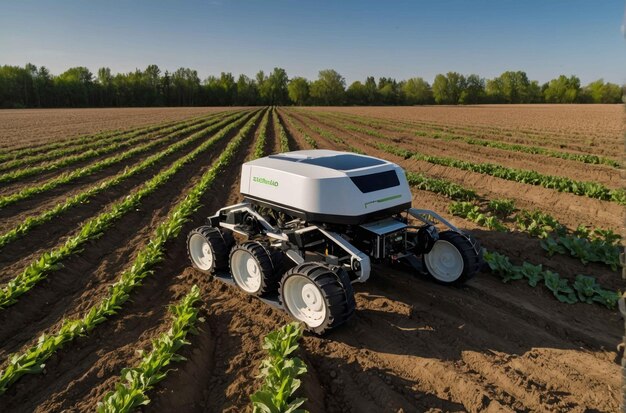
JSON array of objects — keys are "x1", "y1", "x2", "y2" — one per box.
[{"x1": 1, "y1": 0, "x2": 625, "y2": 85}]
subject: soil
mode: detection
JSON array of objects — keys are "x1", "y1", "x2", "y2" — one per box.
[{"x1": 0, "y1": 105, "x2": 622, "y2": 413}]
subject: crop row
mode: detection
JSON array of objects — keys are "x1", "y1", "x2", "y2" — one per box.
[
  {"x1": 0, "y1": 110, "x2": 259, "y2": 393},
  {"x1": 0, "y1": 110, "x2": 257, "y2": 310},
  {"x1": 484, "y1": 250, "x2": 620, "y2": 309},
  {"x1": 0, "y1": 112, "x2": 212, "y2": 162},
  {"x1": 251, "y1": 322, "x2": 307, "y2": 413},
  {"x1": 353, "y1": 124, "x2": 625, "y2": 205},
  {"x1": 97, "y1": 285, "x2": 202, "y2": 413},
  {"x1": 0, "y1": 113, "x2": 227, "y2": 184},
  {"x1": 447, "y1": 199, "x2": 621, "y2": 270},
  {"x1": 0, "y1": 110, "x2": 246, "y2": 209},
  {"x1": 252, "y1": 108, "x2": 271, "y2": 159},
  {"x1": 273, "y1": 108, "x2": 291, "y2": 152},
  {"x1": 281, "y1": 111, "x2": 318, "y2": 149},
  {"x1": 323, "y1": 111, "x2": 620, "y2": 168},
  {"x1": 0, "y1": 113, "x2": 222, "y2": 173},
  {"x1": 0, "y1": 111, "x2": 248, "y2": 250}
]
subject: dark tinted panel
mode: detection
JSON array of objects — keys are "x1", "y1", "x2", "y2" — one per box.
[
  {"x1": 300, "y1": 154, "x2": 384, "y2": 171},
  {"x1": 350, "y1": 170, "x2": 400, "y2": 193}
]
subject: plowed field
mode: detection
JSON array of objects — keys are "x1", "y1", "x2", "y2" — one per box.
[{"x1": 0, "y1": 105, "x2": 622, "y2": 413}]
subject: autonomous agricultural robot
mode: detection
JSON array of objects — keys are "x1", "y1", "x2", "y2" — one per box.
[{"x1": 187, "y1": 150, "x2": 482, "y2": 334}]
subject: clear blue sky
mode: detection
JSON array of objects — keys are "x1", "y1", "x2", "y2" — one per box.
[{"x1": 1, "y1": 0, "x2": 624, "y2": 84}]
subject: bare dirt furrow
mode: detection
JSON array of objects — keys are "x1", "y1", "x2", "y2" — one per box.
[
  {"x1": 315, "y1": 112, "x2": 621, "y2": 188},
  {"x1": 0, "y1": 112, "x2": 259, "y2": 363}
]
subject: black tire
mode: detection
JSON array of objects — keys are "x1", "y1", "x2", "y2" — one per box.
[
  {"x1": 229, "y1": 241, "x2": 283, "y2": 296},
  {"x1": 187, "y1": 226, "x2": 233, "y2": 273},
  {"x1": 279, "y1": 262, "x2": 355, "y2": 335},
  {"x1": 422, "y1": 230, "x2": 482, "y2": 286}
]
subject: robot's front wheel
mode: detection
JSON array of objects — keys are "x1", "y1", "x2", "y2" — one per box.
[
  {"x1": 280, "y1": 262, "x2": 355, "y2": 335},
  {"x1": 187, "y1": 226, "x2": 233, "y2": 273}
]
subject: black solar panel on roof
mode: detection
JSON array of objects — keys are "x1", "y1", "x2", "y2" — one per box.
[{"x1": 298, "y1": 154, "x2": 385, "y2": 170}]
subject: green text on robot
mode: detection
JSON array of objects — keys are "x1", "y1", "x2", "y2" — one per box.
[{"x1": 252, "y1": 176, "x2": 279, "y2": 187}]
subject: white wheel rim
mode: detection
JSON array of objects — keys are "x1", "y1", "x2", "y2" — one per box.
[
  {"x1": 189, "y1": 234, "x2": 214, "y2": 271},
  {"x1": 231, "y1": 249, "x2": 262, "y2": 293},
  {"x1": 424, "y1": 240, "x2": 464, "y2": 282},
  {"x1": 283, "y1": 275, "x2": 327, "y2": 328}
]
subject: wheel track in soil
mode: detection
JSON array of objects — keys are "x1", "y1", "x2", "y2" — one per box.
[
  {"x1": 0, "y1": 111, "x2": 251, "y2": 272},
  {"x1": 0, "y1": 109, "x2": 265, "y2": 412},
  {"x1": 0, "y1": 110, "x2": 261, "y2": 362},
  {"x1": 288, "y1": 109, "x2": 624, "y2": 232},
  {"x1": 315, "y1": 111, "x2": 621, "y2": 188}
]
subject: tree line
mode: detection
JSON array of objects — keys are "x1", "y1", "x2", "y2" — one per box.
[{"x1": 0, "y1": 63, "x2": 622, "y2": 108}]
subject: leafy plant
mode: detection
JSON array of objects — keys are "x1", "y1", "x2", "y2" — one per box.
[
  {"x1": 483, "y1": 250, "x2": 618, "y2": 308},
  {"x1": 251, "y1": 322, "x2": 308, "y2": 413},
  {"x1": 253, "y1": 108, "x2": 271, "y2": 159},
  {"x1": 448, "y1": 201, "x2": 508, "y2": 232},
  {"x1": 543, "y1": 270, "x2": 577, "y2": 304},
  {"x1": 488, "y1": 199, "x2": 516, "y2": 217},
  {"x1": 274, "y1": 108, "x2": 291, "y2": 152},
  {"x1": 97, "y1": 285, "x2": 202, "y2": 413},
  {"x1": 405, "y1": 172, "x2": 477, "y2": 201},
  {"x1": 515, "y1": 210, "x2": 563, "y2": 239}
]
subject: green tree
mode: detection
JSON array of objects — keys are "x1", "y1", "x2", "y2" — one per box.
[
  {"x1": 544, "y1": 75, "x2": 580, "y2": 103},
  {"x1": 364, "y1": 76, "x2": 379, "y2": 104},
  {"x1": 585, "y1": 79, "x2": 623, "y2": 103},
  {"x1": 486, "y1": 71, "x2": 533, "y2": 103},
  {"x1": 236, "y1": 74, "x2": 258, "y2": 105},
  {"x1": 402, "y1": 77, "x2": 432, "y2": 105},
  {"x1": 55, "y1": 66, "x2": 94, "y2": 107},
  {"x1": 346, "y1": 81, "x2": 368, "y2": 105},
  {"x1": 288, "y1": 77, "x2": 310, "y2": 105},
  {"x1": 459, "y1": 74, "x2": 484, "y2": 104},
  {"x1": 310, "y1": 69, "x2": 345, "y2": 105},
  {"x1": 265, "y1": 67, "x2": 289, "y2": 105},
  {"x1": 432, "y1": 72, "x2": 465, "y2": 104}
]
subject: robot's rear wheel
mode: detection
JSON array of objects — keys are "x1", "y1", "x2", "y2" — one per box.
[
  {"x1": 280, "y1": 262, "x2": 355, "y2": 334},
  {"x1": 187, "y1": 226, "x2": 234, "y2": 273},
  {"x1": 423, "y1": 230, "x2": 481, "y2": 285}
]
